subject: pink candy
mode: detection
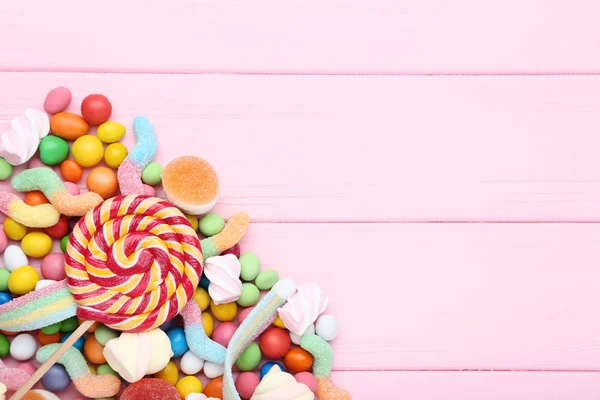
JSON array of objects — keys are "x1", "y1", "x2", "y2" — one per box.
[
  {"x1": 44, "y1": 87, "x2": 72, "y2": 114},
  {"x1": 212, "y1": 322, "x2": 237, "y2": 347}
]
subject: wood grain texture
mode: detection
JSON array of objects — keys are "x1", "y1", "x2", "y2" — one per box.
[
  {"x1": 1, "y1": 1, "x2": 600, "y2": 74},
  {"x1": 4, "y1": 72, "x2": 600, "y2": 222}
]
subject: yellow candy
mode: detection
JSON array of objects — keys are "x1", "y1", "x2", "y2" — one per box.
[
  {"x1": 154, "y1": 360, "x2": 179, "y2": 385},
  {"x1": 89, "y1": 365, "x2": 96, "y2": 375},
  {"x1": 210, "y1": 300, "x2": 237, "y2": 322},
  {"x1": 193, "y1": 287, "x2": 210, "y2": 311},
  {"x1": 21, "y1": 232, "x2": 52, "y2": 258},
  {"x1": 274, "y1": 316, "x2": 286, "y2": 329},
  {"x1": 202, "y1": 312, "x2": 214, "y2": 337},
  {"x1": 4, "y1": 217, "x2": 27, "y2": 241},
  {"x1": 176, "y1": 376, "x2": 203, "y2": 399},
  {"x1": 8, "y1": 265, "x2": 39, "y2": 295},
  {"x1": 184, "y1": 213, "x2": 199, "y2": 231},
  {"x1": 97, "y1": 121, "x2": 126, "y2": 143},
  {"x1": 103, "y1": 143, "x2": 128, "y2": 168},
  {"x1": 72, "y1": 135, "x2": 104, "y2": 168}
]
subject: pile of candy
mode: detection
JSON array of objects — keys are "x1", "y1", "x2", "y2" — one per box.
[{"x1": 0, "y1": 88, "x2": 350, "y2": 400}]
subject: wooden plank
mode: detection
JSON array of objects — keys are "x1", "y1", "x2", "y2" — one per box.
[
  {"x1": 3, "y1": 73, "x2": 600, "y2": 222},
  {"x1": 1, "y1": 1, "x2": 600, "y2": 74}
]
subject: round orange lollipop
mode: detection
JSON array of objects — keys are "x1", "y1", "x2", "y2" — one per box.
[{"x1": 162, "y1": 156, "x2": 218, "y2": 215}]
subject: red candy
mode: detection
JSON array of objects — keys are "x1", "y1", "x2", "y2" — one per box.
[
  {"x1": 81, "y1": 94, "x2": 112, "y2": 125},
  {"x1": 120, "y1": 378, "x2": 180, "y2": 400},
  {"x1": 221, "y1": 243, "x2": 241, "y2": 258},
  {"x1": 44, "y1": 215, "x2": 69, "y2": 239},
  {"x1": 259, "y1": 327, "x2": 291, "y2": 359}
]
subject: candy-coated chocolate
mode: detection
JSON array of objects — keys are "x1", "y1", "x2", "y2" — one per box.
[
  {"x1": 0, "y1": 332, "x2": 8, "y2": 356},
  {"x1": 8, "y1": 265, "x2": 39, "y2": 295},
  {"x1": 235, "y1": 372, "x2": 260, "y2": 400},
  {"x1": 59, "y1": 316, "x2": 78, "y2": 332},
  {"x1": 94, "y1": 324, "x2": 119, "y2": 346},
  {"x1": 10, "y1": 333, "x2": 36, "y2": 361},
  {"x1": 210, "y1": 300, "x2": 237, "y2": 322},
  {"x1": 104, "y1": 142, "x2": 128, "y2": 168},
  {"x1": 273, "y1": 316, "x2": 286, "y2": 329},
  {"x1": 284, "y1": 348, "x2": 313, "y2": 373},
  {"x1": 142, "y1": 162, "x2": 163, "y2": 185},
  {"x1": 41, "y1": 364, "x2": 70, "y2": 391},
  {"x1": 4, "y1": 217, "x2": 27, "y2": 240},
  {"x1": 212, "y1": 321, "x2": 237, "y2": 347},
  {"x1": 260, "y1": 362, "x2": 284, "y2": 379},
  {"x1": 236, "y1": 342, "x2": 261, "y2": 371},
  {"x1": 60, "y1": 234, "x2": 69, "y2": 252},
  {"x1": 184, "y1": 213, "x2": 199, "y2": 231},
  {"x1": 64, "y1": 181, "x2": 80, "y2": 196},
  {"x1": 21, "y1": 232, "x2": 52, "y2": 258},
  {"x1": 180, "y1": 350, "x2": 204, "y2": 375},
  {"x1": 50, "y1": 112, "x2": 89, "y2": 140},
  {"x1": 203, "y1": 376, "x2": 223, "y2": 399},
  {"x1": 166, "y1": 326, "x2": 189, "y2": 357},
  {"x1": 84, "y1": 334, "x2": 106, "y2": 364},
  {"x1": 121, "y1": 378, "x2": 180, "y2": 400},
  {"x1": 221, "y1": 243, "x2": 241, "y2": 258},
  {"x1": 237, "y1": 283, "x2": 260, "y2": 307},
  {"x1": 203, "y1": 361, "x2": 225, "y2": 379},
  {"x1": 72, "y1": 135, "x2": 104, "y2": 167},
  {"x1": 315, "y1": 314, "x2": 339, "y2": 341},
  {"x1": 17, "y1": 361, "x2": 36, "y2": 376},
  {"x1": 44, "y1": 87, "x2": 72, "y2": 114},
  {"x1": 86, "y1": 167, "x2": 118, "y2": 199},
  {"x1": 81, "y1": 94, "x2": 112, "y2": 125},
  {"x1": 176, "y1": 376, "x2": 203, "y2": 399},
  {"x1": 239, "y1": 252, "x2": 260, "y2": 281},
  {"x1": 193, "y1": 287, "x2": 210, "y2": 311},
  {"x1": 24, "y1": 190, "x2": 49, "y2": 206},
  {"x1": 97, "y1": 121, "x2": 126, "y2": 143},
  {"x1": 153, "y1": 361, "x2": 179, "y2": 385},
  {"x1": 237, "y1": 306, "x2": 254, "y2": 325},
  {"x1": 3, "y1": 245, "x2": 29, "y2": 272},
  {"x1": 260, "y1": 327, "x2": 291, "y2": 359},
  {"x1": 294, "y1": 372, "x2": 318, "y2": 393},
  {"x1": 38, "y1": 330, "x2": 60, "y2": 346},
  {"x1": 43, "y1": 216, "x2": 69, "y2": 239},
  {"x1": 0, "y1": 157, "x2": 12, "y2": 180},
  {"x1": 97, "y1": 363, "x2": 119, "y2": 377},
  {"x1": 41, "y1": 322, "x2": 61, "y2": 335},
  {"x1": 199, "y1": 212, "x2": 225, "y2": 237},
  {"x1": 59, "y1": 331, "x2": 84, "y2": 352},
  {"x1": 39, "y1": 135, "x2": 69, "y2": 165},
  {"x1": 0, "y1": 269, "x2": 10, "y2": 291},
  {"x1": 202, "y1": 311, "x2": 214, "y2": 337},
  {"x1": 255, "y1": 269, "x2": 279, "y2": 290},
  {"x1": 60, "y1": 159, "x2": 83, "y2": 182},
  {"x1": 0, "y1": 291, "x2": 11, "y2": 305}
]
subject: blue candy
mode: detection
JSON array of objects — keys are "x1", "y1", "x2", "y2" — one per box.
[
  {"x1": 41, "y1": 364, "x2": 70, "y2": 391},
  {"x1": 166, "y1": 326, "x2": 189, "y2": 357},
  {"x1": 0, "y1": 292, "x2": 11, "y2": 306},
  {"x1": 60, "y1": 331, "x2": 85, "y2": 352},
  {"x1": 260, "y1": 361, "x2": 284, "y2": 379},
  {"x1": 199, "y1": 273, "x2": 210, "y2": 290}
]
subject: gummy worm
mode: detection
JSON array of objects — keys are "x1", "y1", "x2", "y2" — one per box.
[
  {"x1": 0, "y1": 192, "x2": 59, "y2": 228},
  {"x1": 181, "y1": 300, "x2": 227, "y2": 364},
  {"x1": 117, "y1": 116, "x2": 158, "y2": 196},
  {"x1": 37, "y1": 344, "x2": 121, "y2": 398},
  {"x1": 200, "y1": 212, "x2": 250, "y2": 260},
  {"x1": 222, "y1": 279, "x2": 297, "y2": 400},
  {"x1": 300, "y1": 334, "x2": 351, "y2": 400},
  {"x1": 0, "y1": 358, "x2": 30, "y2": 391},
  {"x1": 11, "y1": 168, "x2": 103, "y2": 216}
]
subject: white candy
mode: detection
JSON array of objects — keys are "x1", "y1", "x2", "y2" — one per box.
[
  {"x1": 203, "y1": 361, "x2": 224, "y2": 378},
  {"x1": 10, "y1": 333, "x2": 36, "y2": 361},
  {"x1": 3, "y1": 245, "x2": 28, "y2": 272},
  {"x1": 35, "y1": 279, "x2": 56, "y2": 291},
  {"x1": 315, "y1": 314, "x2": 338, "y2": 341},
  {"x1": 290, "y1": 324, "x2": 315, "y2": 345},
  {"x1": 180, "y1": 350, "x2": 204, "y2": 375}
]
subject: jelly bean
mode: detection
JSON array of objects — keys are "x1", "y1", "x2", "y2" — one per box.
[
  {"x1": 175, "y1": 375, "x2": 203, "y2": 399},
  {"x1": 237, "y1": 306, "x2": 254, "y2": 325},
  {"x1": 86, "y1": 167, "x2": 118, "y2": 199},
  {"x1": 184, "y1": 213, "x2": 199, "y2": 231},
  {"x1": 50, "y1": 112, "x2": 89, "y2": 141},
  {"x1": 81, "y1": 94, "x2": 112, "y2": 125},
  {"x1": 142, "y1": 162, "x2": 163, "y2": 185},
  {"x1": 0, "y1": 291, "x2": 10, "y2": 305},
  {"x1": 0, "y1": 269, "x2": 10, "y2": 291},
  {"x1": 212, "y1": 321, "x2": 237, "y2": 347},
  {"x1": 97, "y1": 363, "x2": 119, "y2": 377},
  {"x1": 104, "y1": 142, "x2": 128, "y2": 168},
  {"x1": 24, "y1": 190, "x2": 49, "y2": 206},
  {"x1": 39, "y1": 135, "x2": 69, "y2": 165},
  {"x1": 154, "y1": 361, "x2": 178, "y2": 385},
  {"x1": 0, "y1": 158, "x2": 12, "y2": 180},
  {"x1": 4, "y1": 218, "x2": 27, "y2": 241},
  {"x1": 255, "y1": 269, "x2": 279, "y2": 290},
  {"x1": 41, "y1": 364, "x2": 70, "y2": 391},
  {"x1": 21, "y1": 232, "x2": 52, "y2": 258},
  {"x1": 41, "y1": 322, "x2": 61, "y2": 335},
  {"x1": 97, "y1": 121, "x2": 126, "y2": 143},
  {"x1": 202, "y1": 312, "x2": 214, "y2": 337},
  {"x1": 84, "y1": 335, "x2": 106, "y2": 364},
  {"x1": 236, "y1": 342, "x2": 261, "y2": 371},
  {"x1": 315, "y1": 314, "x2": 339, "y2": 341},
  {"x1": 60, "y1": 316, "x2": 79, "y2": 332},
  {"x1": 237, "y1": 283, "x2": 260, "y2": 307},
  {"x1": 284, "y1": 348, "x2": 313, "y2": 373},
  {"x1": 239, "y1": 252, "x2": 260, "y2": 281},
  {"x1": 273, "y1": 316, "x2": 287, "y2": 329},
  {"x1": 203, "y1": 361, "x2": 224, "y2": 379},
  {"x1": 44, "y1": 87, "x2": 72, "y2": 114},
  {"x1": 44, "y1": 216, "x2": 69, "y2": 239},
  {"x1": 60, "y1": 159, "x2": 83, "y2": 183},
  {"x1": 38, "y1": 330, "x2": 60, "y2": 346},
  {"x1": 260, "y1": 362, "x2": 284, "y2": 379},
  {"x1": 64, "y1": 181, "x2": 80, "y2": 196},
  {"x1": 8, "y1": 265, "x2": 39, "y2": 295},
  {"x1": 72, "y1": 135, "x2": 104, "y2": 167},
  {"x1": 193, "y1": 287, "x2": 210, "y2": 311},
  {"x1": 95, "y1": 324, "x2": 119, "y2": 346},
  {"x1": 60, "y1": 234, "x2": 69, "y2": 252},
  {"x1": 236, "y1": 372, "x2": 260, "y2": 400},
  {"x1": 3, "y1": 245, "x2": 28, "y2": 272},
  {"x1": 0, "y1": 332, "x2": 8, "y2": 356},
  {"x1": 180, "y1": 350, "x2": 204, "y2": 375},
  {"x1": 10, "y1": 333, "x2": 36, "y2": 361},
  {"x1": 295, "y1": 372, "x2": 318, "y2": 393},
  {"x1": 166, "y1": 326, "x2": 188, "y2": 357},
  {"x1": 60, "y1": 332, "x2": 84, "y2": 352},
  {"x1": 210, "y1": 300, "x2": 237, "y2": 322},
  {"x1": 260, "y1": 327, "x2": 291, "y2": 359},
  {"x1": 203, "y1": 377, "x2": 223, "y2": 398},
  {"x1": 199, "y1": 212, "x2": 225, "y2": 237}
]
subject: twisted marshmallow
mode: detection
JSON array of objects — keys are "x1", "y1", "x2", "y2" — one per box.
[
  {"x1": 204, "y1": 254, "x2": 243, "y2": 304},
  {"x1": 0, "y1": 108, "x2": 49, "y2": 165},
  {"x1": 278, "y1": 283, "x2": 328, "y2": 336}
]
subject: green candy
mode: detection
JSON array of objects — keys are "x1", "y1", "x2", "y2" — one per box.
[
  {"x1": 0, "y1": 332, "x2": 8, "y2": 357},
  {"x1": 61, "y1": 234, "x2": 69, "y2": 252},
  {"x1": 141, "y1": 162, "x2": 163, "y2": 185},
  {"x1": 236, "y1": 342, "x2": 261, "y2": 371},
  {"x1": 95, "y1": 324, "x2": 119, "y2": 346},
  {"x1": 60, "y1": 316, "x2": 78, "y2": 332},
  {"x1": 239, "y1": 252, "x2": 260, "y2": 281},
  {"x1": 237, "y1": 283, "x2": 260, "y2": 307},
  {"x1": 198, "y1": 212, "x2": 225, "y2": 237},
  {"x1": 41, "y1": 322, "x2": 61, "y2": 335},
  {"x1": 97, "y1": 363, "x2": 119, "y2": 376},
  {"x1": 39, "y1": 135, "x2": 69, "y2": 165},
  {"x1": 0, "y1": 269, "x2": 10, "y2": 291},
  {"x1": 0, "y1": 158, "x2": 12, "y2": 180},
  {"x1": 255, "y1": 269, "x2": 279, "y2": 290}
]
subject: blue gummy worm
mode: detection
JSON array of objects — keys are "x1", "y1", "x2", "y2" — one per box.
[{"x1": 129, "y1": 116, "x2": 158, "y2": 168}]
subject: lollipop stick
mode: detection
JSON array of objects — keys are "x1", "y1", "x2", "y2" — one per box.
[{"x1": 10, "y1": 319, "x2": 94, "y2": 400}]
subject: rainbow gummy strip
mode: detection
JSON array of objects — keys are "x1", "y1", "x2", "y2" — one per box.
[
  {"x1": 222, "y1": 279, "x2": 297, "y2": 400},
  {"x1": 181, "y1": 300, "x2": 227, "y2": 363},
  {"x1": 37, "y1": 344, "x2": 121, "y2": 398},
  {"x1": 0, "y1": 192, "x2": 59, "y2": 228},
  {"x1": 11, "y1": 168, "x2": 103, "y2": 216},
  {"x1": 118, "y1": 116, "x2": 158, "y2": 196},
  {"x1": 0, "y1": 280, "x2": 76, "y2": 332}
]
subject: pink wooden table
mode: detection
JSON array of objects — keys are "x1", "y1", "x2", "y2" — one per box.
[{"x1": 3, "y1": 1, "x2": 600, "y2": 398}]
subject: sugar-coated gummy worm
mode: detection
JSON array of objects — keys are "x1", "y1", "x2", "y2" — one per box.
[
  {"x1": 0, "y1": 192, "x2": 60, "y2": 228},
  {"x1": 117, "y1": 116, "x2": 158, "y2": 196},
  {"x1": 37, "y1": 344, "x2": 121, "y2": 398},
  {"x1": 11, "y1": 168, "x2": 103, "y2": 216},
  {"x1": 222, "y1": 279, "x2": 297, "y2": 400},
  {"x1": 0, "y1": 358, "x2": 31, "y2": 391},
  {"x1": 300, "y1": 334, "x2": 351, "y2": 400},
  {"x1": 200, "y1": 212, "x2": 250, "y2": 260},
  {"x1": 181, "y1": 300, "x2": 227, "y2": 364}
]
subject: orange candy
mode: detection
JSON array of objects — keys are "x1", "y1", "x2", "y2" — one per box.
[
  {"x1": 60, "y1": 160, "x2": 83, "y2": 183},
  {"x1": 83, "y1": 335, "x2": 106, "y2": 364},
  {"x1": 38, "y1": 330, "x2": 60, "y2": 345},
  {"x1": 0, "y1": 330, "x2": 17, "y2": 336},
  {"x1": 203, "y1": 377, "x2": 223, "y2": 399},
  {"x1": 86, "y1": 167, "x2": 118, "y2": 199},
  {"x1": 283, "y1": 348, "x2": 313, "y2": 373},
  {"x1": 24, "y1": 191, "x2": 49, "y2": 206}
]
